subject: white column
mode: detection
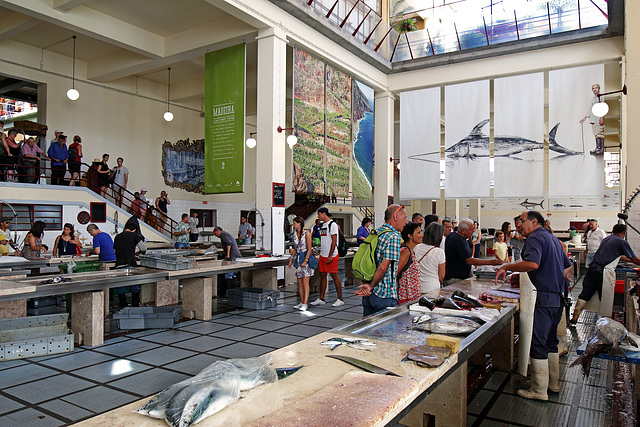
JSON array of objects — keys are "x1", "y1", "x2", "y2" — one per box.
[
  {"x1": 255, "y1": 27, "x2": 287, "y2": 255},
  {"x1": 373, "y1": 91, "x2": 395, "y2": 226}
]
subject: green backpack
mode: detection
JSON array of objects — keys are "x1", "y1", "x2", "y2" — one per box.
[{"x1": 352, "y1": 228, "x2": 391, "y2": 282}]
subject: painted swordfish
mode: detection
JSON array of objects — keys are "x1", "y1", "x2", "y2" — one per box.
[{"x1": 444, "y1": 120, "x2": 582, "y2": 159}]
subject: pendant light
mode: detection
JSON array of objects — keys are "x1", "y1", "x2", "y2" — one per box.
[
  {"x1": 66, "y1": 36, "x2": 79, "y2": 101},
  {"x1": 163, "y1": 67, "x2": 173, "y2": 121}
]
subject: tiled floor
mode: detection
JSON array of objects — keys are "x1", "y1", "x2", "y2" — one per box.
[{"x1": 0, "y1": 273, "x2": 615, "y2": 426}]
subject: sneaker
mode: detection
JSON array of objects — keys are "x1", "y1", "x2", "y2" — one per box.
[
  {"x1": 293, "y1": 303, "x2": 302, "y2": 309},
  {"x1": 332, "y1": 299, "x2": 345, "y2": 307},
  {"x1": 299, "y1": 304, "x2": 308, "y2": 311},
  {"x1": 310, "y1": 298, "x2": 325, "y2": 306}
]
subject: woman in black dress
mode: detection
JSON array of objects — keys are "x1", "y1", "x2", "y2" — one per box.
[{"x1": 97, "y1": 153, "x2": 111, "y2": 197}]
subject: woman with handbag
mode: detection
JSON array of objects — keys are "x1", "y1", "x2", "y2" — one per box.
[
  {"x1": 53, "y1": 223, "x2": 81, "y2": 257},
  {"x1": 396, "y1": 222, "x2": 422, "y2": 305},
  {"x1": 287, "y1": 216, "x2": 317, "y2": 311},
  {"x1": 414, "y1": 222, "x2": 446, "y2": 294}
]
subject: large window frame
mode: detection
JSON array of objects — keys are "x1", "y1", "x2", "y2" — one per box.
[{"x1": 0, "y1": 204, "x2": 62, "y2": 231}]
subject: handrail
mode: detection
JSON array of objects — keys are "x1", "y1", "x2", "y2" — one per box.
[{"x1": 0, "y1": 158, "x2": 180, "y2": 239}]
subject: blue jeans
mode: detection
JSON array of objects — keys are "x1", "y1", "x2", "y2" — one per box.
[
  {"x1": 243, "y1": 237, "x2": 251, "y2": 245},
  {"x1": 175, "y1": 242, "x2": 190, "y2": 249},
  {"x1": 585, "y1": 252, "x2": 595, "y2": 268},
  {"x1": 362, "y1": 293, "x2": 398, "y2": 317}
]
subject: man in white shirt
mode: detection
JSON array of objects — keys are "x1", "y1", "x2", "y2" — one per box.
[
  {"x1": 310, "y1": 207, "x2": 344, "y2": 307},
  {"x1": 583, "y1": 219, "x2": 606, "y2": 267}
]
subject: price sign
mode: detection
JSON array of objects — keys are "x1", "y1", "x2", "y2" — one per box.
[{"x1": 273, "y1": 183, "x2": 285, "y2": 207}]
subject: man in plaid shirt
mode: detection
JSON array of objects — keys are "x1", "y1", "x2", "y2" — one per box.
[{"x1": 356, "y1": 204, "x2": 408, "y2": 316}]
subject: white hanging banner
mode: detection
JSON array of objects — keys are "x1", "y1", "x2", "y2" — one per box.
[
  {"x1": 400, "y1": 87, "x2": 441, "y2": 200},
  {"x1": 493, "y1": 73, "x2": 544, "y2": 198},
  {"x1": 444, "y1": 80, "x2": 490, "y2": 199},
  {"x1": 549, "y1": 64, "x2": 604, "y2": 197}
]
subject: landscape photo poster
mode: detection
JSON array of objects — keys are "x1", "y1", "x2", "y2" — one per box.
[
  {"x1": 493, "y1": 73, "x2": 544, "y2": 198},
  {"x1": 399, "y1": 87, "x2": 441, "y2": 200},
  {"x1": 549, "y1": 64, "x2": 604, "y2": 197},
  {"x1": 204, "y1": 44, "x2": 245, "y2": 194},
  {"x1": 325, "y1": 64, "x2": 352, "y2": 198},
  {"x1": 444, "y1": 80, "x2": 490, "y2": 199},
  {"x1": 352, "y1": 80, "x2": 374, "y2": 202},
  {"x1": 292, "y1": 48, "x2": 326, "y2": 195},
  {"x1": 162, "y1": 139, "x2": 205, "y2": 193}
]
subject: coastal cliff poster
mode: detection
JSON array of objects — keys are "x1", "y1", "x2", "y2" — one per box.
[
  {"x1": 325, "y1": 64, "x2": 351, "y2": 198},
  {"x1": 352, "y1": 80, "x2": 374, "y2": 202},
  {"x1": 204, "y1": 44, "x2": 245, "y2": 194},
  {"x1": 293, "y1": 49, "x2": 325, "y2": 195}
]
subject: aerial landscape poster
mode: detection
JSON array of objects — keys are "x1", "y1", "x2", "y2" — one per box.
[
  {"x1": 325, "y1": 64, "x2": 352, "y2": 198},
  {"x1": 352, "y1": 80, "x2": 374, "y2": 202},
  {"x1": 293, "y1": 48, "x2": 325, "y2": 195}
]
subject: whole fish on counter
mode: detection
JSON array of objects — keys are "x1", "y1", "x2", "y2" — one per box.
[
  {"x1": 403, "y1": 344, "x2": 452, "y2": 368},
  {"x1": 320, "y1": 337, "x2": 377, "y2": 351},
  {"x1": 570, "y1": 317, "x2": 638, "y2": 377},
  {"x1": 413, "y1": 316, "x2": 482, "y2": 335}
]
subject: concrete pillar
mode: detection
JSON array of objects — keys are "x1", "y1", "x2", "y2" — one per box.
[
  {"x1": 444, "y1": 199, "x2": 460, "y2": 221},
  {"x1": 241, "y1": 268, "x2": 277, "y2": 290},
  {"x1": 140, "y1": 280, "x2": 179, "y2": 306},
  {"x1": 373, "y1": 91, "x2": 395, "y2": 226},
  {"x1": 71, "y1": 291, "x2": 104, "y2": 346},
  {"x1": 255, "y1": 27, "x2": 287, "y2": 255},
  {"x1": 0, "y1": 300, "x2": 26, "y2": 318},
  {"x1": 182, "y1": 277, "x2": 214, "y2": 320},
  {"x1": 625, "y1": 1, "x2": 639, "y2": 201}
]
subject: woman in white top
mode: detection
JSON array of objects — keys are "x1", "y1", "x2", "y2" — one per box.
[{"x1": 413, "y1": 222, "x2": 446, "y2": 293}]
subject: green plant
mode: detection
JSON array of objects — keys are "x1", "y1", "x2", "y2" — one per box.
[{"x1": 394, "y1": 18, "x2": 418, "y2": 33}]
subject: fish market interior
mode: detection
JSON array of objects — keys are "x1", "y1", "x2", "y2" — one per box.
[{"x1": 0, "y1": 0, "x2": 638, "y2": 426}]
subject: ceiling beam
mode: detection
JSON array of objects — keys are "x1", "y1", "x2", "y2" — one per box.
[
  {"x1": 0, "y1": 13, "x2": 38, "y2": 41},
  {"x1": 53, "y1": 0, "x2": 92, "y2": 12},
  {"x1": 0, "y1": 0, "x2": 164, "y2": 58},
  {"x1": 0, "y1": 78, "x2": 37, "y2": 93}
]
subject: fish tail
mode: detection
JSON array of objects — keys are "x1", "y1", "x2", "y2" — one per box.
[
  {"x1": 570, "y1": 353, "x2": 593, "y2": 377},
  {"x1": 540, "y1": 199, "x2": 544, "y2": 209},
  {"x1": 548, "y1": 123, "x2": 560, "y2": 145},
  {"x1": 610, "y1": 343, "x2": 628, "y2": 361}
]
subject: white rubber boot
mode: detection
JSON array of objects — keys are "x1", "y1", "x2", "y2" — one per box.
[
  {"x1": 548, "y1": 352, "x2": 560, "y2": 393},
  {"x1": 570, "y1": 298, "x2": 587, "y2": 324},
  {"x1": 518, "y1": 358, "x2": 549, "y2": 401}
]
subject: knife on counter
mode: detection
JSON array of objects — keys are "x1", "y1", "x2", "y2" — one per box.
[{"x1": 326, "y1": 354, "x2": 401, "y2": 377}]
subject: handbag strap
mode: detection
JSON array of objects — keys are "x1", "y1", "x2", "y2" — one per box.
[{"x1": 418, "y1": 246, "x2": 436, "y2": 263}]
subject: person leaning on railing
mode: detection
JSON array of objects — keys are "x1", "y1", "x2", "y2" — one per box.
[{"x1": 20, "y1": 137, "x2": 49, "y2": 183}]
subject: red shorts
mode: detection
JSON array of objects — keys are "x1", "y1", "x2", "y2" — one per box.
[{"x1": 319, "y1": 255, "x2": 339, "y2": 274}]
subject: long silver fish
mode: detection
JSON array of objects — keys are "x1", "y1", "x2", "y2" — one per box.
[
  {"x1": 442, "y1": 120, "x2": 581, "y2": 159},
  {"x1": 320, "y1": 337, "x2": 376, "y2": 351},
  {"x1": 179, "y1": 384, "x2": 238, "y2": 427}
]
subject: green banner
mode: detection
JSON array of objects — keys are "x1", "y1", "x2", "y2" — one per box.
[{"x1": 204, "y1": 44, "x2": 245, "y2": 194}]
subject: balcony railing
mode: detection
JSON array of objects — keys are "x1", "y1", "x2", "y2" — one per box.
[{"x1": 301, "y1": 0, "x2": 609, "y2": 63}]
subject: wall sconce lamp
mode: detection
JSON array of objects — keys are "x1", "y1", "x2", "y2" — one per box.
[
  {"x1": 163, "y1": 67, "x2": 174, "y2": 122},
  {"x1": 66, "y1": 36, "x2": 79, "y2": 101},
  {"x1": 592, "y1": 84, "x2": 627, "y2": 118},
  {"x1": 246, "y1": 131, "x2": 257, "y2": 148},
  {"x1": 277, "y1": 126, "x2": 298, "y2": 148}
]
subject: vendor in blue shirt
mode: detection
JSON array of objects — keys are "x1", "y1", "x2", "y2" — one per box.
[
  {"x1": 85, "y1": 223, "x2": 116, "y2": 264},
  {"x1": 444, "y1": 218, "x2": 502, "y2": 285},
  {"x1": 356, "y1": 217, "x2": 371, "y2": 246},
  {"x1": 572, "y1": 223, "x2": 640, "y2": 323},
  {"x1": 495, "y1": 211, "x2": 572, "y2": 401}
]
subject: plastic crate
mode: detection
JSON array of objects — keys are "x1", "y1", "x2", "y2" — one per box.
[
  {"x1": 113, "y1": 306, "x2": 182, "y2": 330},
  {"x1": 226, "y1": 287, "x2": 280, "y2": 310},
  {"x1": 0, "y1": 314, "x2": 74, "y2": 360},
  {"x1": 138, "y1": 254, "x2": 194, "y2": 271},
  {"x1": 58, "y1": 260, "x2": 102, "y2": 273}
]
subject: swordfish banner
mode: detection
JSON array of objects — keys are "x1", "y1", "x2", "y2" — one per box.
[
  {"x1": 400, "y1": 87, "x2": 440, "y2": 200},
  {"x1": 493, "y1": 73, "x2": 544, "y2": 198},
  {"x1": 204, "y1": 44, "x2": 245, "y2": 194},
  {"x1": 444, "y1": 80, "x2": 490, "y2": 199},
  {"x1": 549, "y1": 64, "x2": 604, "y2": 197}
]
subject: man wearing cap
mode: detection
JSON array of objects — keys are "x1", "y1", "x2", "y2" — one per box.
[
  {"x1": 0, "y1": 217, "x2": 16, "y2": 254},
  {"x1": 583, "y1": 219, "x2": 606, "y2": 267},
  {"x1": 310, "y1": 207, "x2": 344, "y2": 307},
  {"x1": 47, "y1": 133, "x2": 68, "y2": 185},
  {"x1": 139, "y1": 188, "x2": 149, "y2": 219}
]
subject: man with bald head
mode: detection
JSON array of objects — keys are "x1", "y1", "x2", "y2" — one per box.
[
  {"x1": 355, "y1": 204, "x2": 408, "y2": 316},
  {"x1": 444, "y1": 218, "x2": 502, "y2": 285}
]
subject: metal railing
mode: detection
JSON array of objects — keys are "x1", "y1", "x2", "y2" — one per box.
[
  {"x1": 301, "y1": 0, "x2": 609, "y2": 63},
  {"x1": 0, "y1": 158, "x2": 180, "y2": 239}
]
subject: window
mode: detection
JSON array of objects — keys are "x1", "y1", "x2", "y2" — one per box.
[
  {"x1": 189, "y1": 209, "x2": 216, "y2": 228},
  {"x1": 604, "y1": 152, "x2": 620, "y2": 188},
  {"x1": 0, "y1": 204, "x2": 62, "y2": 231}
]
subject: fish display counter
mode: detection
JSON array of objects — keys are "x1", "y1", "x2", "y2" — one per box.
[{"x1": 75, "y1": 278, "x2": 519, "y2": 427}]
